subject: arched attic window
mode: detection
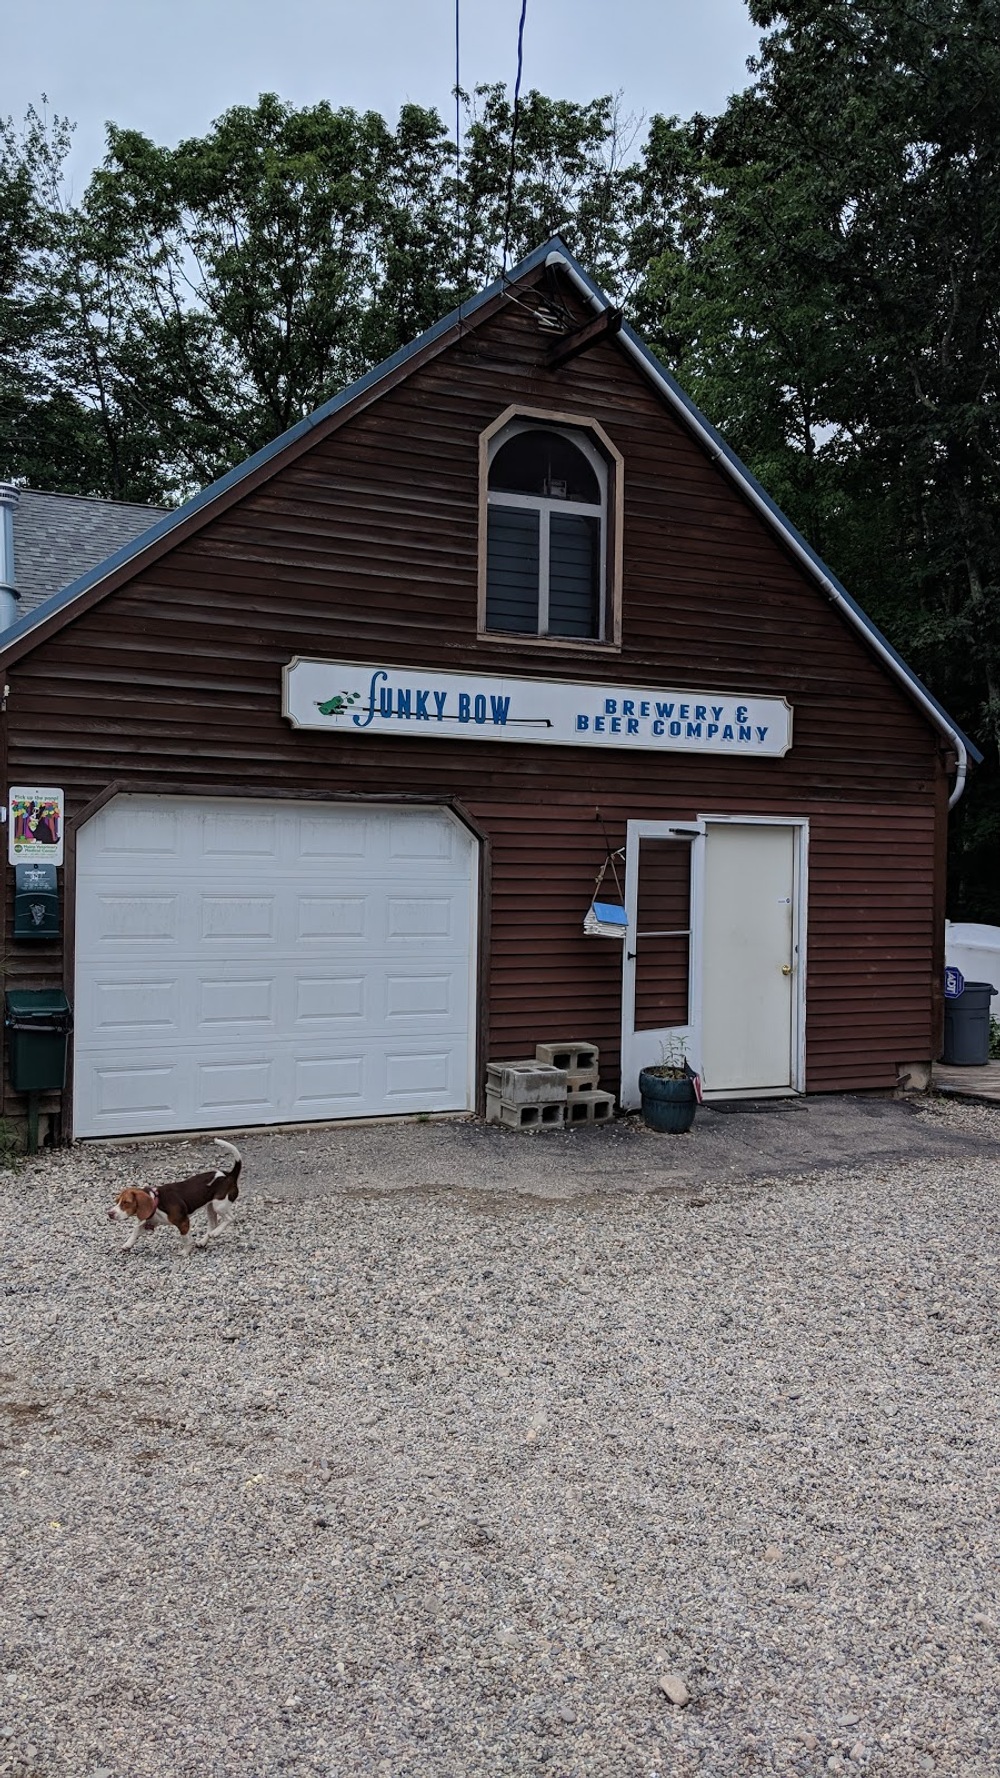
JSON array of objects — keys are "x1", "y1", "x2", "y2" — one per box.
[{"x1": 485, "y1": 422, "x2": 609, "y2": 640}]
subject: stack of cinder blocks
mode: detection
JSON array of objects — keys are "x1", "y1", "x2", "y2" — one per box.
[
  {"x1": 485, "y1": 1041, "x2": 615, "y2": 1129},
  {"x1": 485, "y1": 1058, "x2": 568, "y2": 1129},
  {"x1": 535, "y1": 1040, "x2": 615, "y2": 1125}
]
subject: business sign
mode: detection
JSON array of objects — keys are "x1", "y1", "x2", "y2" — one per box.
[
  {"x1": 944, "y1": 966, "x2": 965, "y2": 999},
  {"x1": 8, "y1": 786, "x2": 64, "y2": 866},
  {"x1": 283, "y1": 660, "x2": 793, "y2": 757}
]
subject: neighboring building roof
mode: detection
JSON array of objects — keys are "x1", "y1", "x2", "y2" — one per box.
[
  {"x1": 0, "y1": 238, "x2": 980, "y2": 785},
  {"x1": 11, "y1": 487, "x2": 168, "y2": 616}
]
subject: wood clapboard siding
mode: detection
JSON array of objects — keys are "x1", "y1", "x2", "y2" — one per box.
[
  {"x1": 633, "y1": 839, "x2": 691, "y2": 1032},
  {"x1": 470, "y1": 798, "x2": 938, "y2": 1092},
  {"x1": 1, "y1": 275, "x2": 947, "y2": 1109}
]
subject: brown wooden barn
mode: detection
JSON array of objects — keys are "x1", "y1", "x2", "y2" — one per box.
[{"x1": 0, "y1": 238, "x2": 976, "y2": 1141}]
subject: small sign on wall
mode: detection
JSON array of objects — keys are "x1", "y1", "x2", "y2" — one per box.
[{"x1": 8, "y1": 787, "x2": 64, "y2": 866}]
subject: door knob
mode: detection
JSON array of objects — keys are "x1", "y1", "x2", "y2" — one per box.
[{"x1": 781, "y1": 964, "x2": 792, "y2": 976}]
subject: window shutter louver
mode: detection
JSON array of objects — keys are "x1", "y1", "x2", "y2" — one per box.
[
  {"x1": 486, "y1": 506, "x2": 540, "y2": 633},
  {"x1": 548, "y1": 514, "x2": 600, "y2": 638}
]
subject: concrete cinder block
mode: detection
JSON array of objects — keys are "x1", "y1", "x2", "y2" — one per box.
[
  {"x1": 535, "y1": 1040, "x2": 599, "y2": 1074},
  {"x1": 565, "y1": 1090, "x2": 616, "y2": 1124},
  {"x1": 485, "y1": 1059, "x2": 568, "y2": 1104},
  {"x1": 486, "y1": 1090, "x2": 567, "y2": 1130},
  {"x1": 565, "y1": 1069, "x2": 600, "y2": 1095}
]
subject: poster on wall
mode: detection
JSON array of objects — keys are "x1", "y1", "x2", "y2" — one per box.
[{"x1": 8, "y1": 787, "x2": 65, "y2": 866}]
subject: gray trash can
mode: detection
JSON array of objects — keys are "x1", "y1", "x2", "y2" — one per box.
[{"x1": 942, "y1": 980, "x2": 997, "y2": 1066}]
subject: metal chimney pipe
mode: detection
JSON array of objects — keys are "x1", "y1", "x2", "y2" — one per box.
[{"x1": 0, "y1": 484, "x2": 21, "y2": 631}]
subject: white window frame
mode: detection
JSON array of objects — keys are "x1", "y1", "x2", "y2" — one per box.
[
  {"x1": 485, "y1": 419, "x2": 608, "y2": 641},
  {"x1": 477, "y1": 405, "x2": 624, "y2": 651}
]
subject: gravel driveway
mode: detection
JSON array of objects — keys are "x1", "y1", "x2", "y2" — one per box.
[{"x1": 2, "y1": 1097, "x2": 998, "y2": 1777}]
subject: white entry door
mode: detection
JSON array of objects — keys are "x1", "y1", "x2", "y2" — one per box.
[
  {"x1": 74, "y1": 796, "x2": 478, "y2": 1137},
  {"x1": 620, "y1": 816, "x2": 805, "y2": 1106},
  {"x1": 700, "y1": 821, "x2": 801, "y2": 1096}
]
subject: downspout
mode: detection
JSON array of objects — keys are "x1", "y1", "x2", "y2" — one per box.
[
  {"x1": 947, "y1": 749, "x2": 967, "y2": 810},
  {"x1": 544, "y1": 252, "x2": 970, "y2": 809}
]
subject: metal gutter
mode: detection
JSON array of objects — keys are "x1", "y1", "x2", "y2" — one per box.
[{"x1": 546, "y1": 249, "x2": 978, "y2": 804}]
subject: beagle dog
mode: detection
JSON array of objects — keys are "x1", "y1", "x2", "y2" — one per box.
[{"x1": 108, "y1": 1139, "x2": 242, "y2": 1256}]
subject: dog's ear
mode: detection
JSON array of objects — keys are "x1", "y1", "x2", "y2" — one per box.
[{"x1": 116, "y1": 1189, "x2": 137, "y2": 1215}]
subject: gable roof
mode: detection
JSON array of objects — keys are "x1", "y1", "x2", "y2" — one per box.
[
  {"x1": 11, "y1": 487, "x2": 168, "y2": 616},
  {"x1": 0, "y1": 236, "x2": 978, "y2": 793}
]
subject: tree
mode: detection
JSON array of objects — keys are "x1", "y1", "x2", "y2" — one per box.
[
  {"x1": 0, "y1": 105, "x2": 109, "y2": 492},
  {"x1": 633, "y1": 2, "x2": 1000, "y2": 917},
  {"x1": 458, "y1": 83, "x2": 636, "y2": 292},
  {"x1": 47, "y1": 96, "x2": 459, "y2": 498},
  {"x1": 1, "y1": 88, "x2": 635, "y2": 504}
]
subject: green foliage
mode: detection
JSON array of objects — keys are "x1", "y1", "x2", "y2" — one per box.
[
  {"x1": 51, "y1": 95, "x2": 462, "y2": 496},
  {"x1": 459, "y1": 84, "x2": 635, "y2": 290},
  {"x1": 632, "y1": 2, "x2": 1000, "y2": 918},
  {"x1": 0, "y1": 88, "x2": 634, "y2": 502},
  {"x1": 0, "y1": 106, "x2": 109, "y2": 491}
]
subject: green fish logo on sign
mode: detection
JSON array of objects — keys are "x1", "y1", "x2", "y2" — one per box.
[{"x1": 315, "y1": 689, "x2": 362, "y2": 717}]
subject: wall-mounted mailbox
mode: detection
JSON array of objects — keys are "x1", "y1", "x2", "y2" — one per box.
[{"x1": 14, "y1": 863, "x2": 60, "y2": 940}]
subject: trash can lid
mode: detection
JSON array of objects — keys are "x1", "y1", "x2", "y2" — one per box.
[{"x1": 4, "y1": 988, "x2": 71, "y2": 1016}]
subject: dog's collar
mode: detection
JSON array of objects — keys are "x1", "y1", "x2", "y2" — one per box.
[{"x1": 141, "y1": 1187, "x2": 160, "y2": 1226}]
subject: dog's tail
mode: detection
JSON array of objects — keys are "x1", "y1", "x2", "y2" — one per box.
[{"x1": 213, "y1": 1137, "x2": 242, "y2": 1198}]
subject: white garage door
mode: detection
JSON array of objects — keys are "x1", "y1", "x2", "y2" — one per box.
[{"x1": 74, "y1": 796, "x2": 478, "y2": 1137}]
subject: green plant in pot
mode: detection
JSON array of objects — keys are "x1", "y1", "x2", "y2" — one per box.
[{"x1": 638, "y1": 1038, "x2": 700, "y2": 1134}]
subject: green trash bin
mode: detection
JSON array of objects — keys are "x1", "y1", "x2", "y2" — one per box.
[{"x1": 4, "y1": 989, "x2": 73, "y2": 1092}]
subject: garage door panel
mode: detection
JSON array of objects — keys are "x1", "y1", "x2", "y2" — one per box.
[
  {"x1": 294, "y1": 975, "x2": 367, "y2": 1023},
  {"x1": 81, "y1": 1054, "x2": 181, "y2": 1126},
  {"x1": 383, "y1": 1047, "x2": 460, "y2": 1100},
  {"x1": 197, "y1": 977, "x2": 276, "y2": 1029},
  {"x1": 201, "y1": 894, "x2": 277, "y2": 942},
  {"x1": 292, "y1": 1053, "x2": 366, "y2": 1109},
  {"x1": 297, "y1": 896, "x2": 368, "y2": 940},
  {"x1": 196, "y1": 1056, "x2": 278, "y2": 1116},
  {"x1": 384, "y1": 972, "x2": 454, "y2": 1018},
  {"x1": 388, "y1": 814, "x2": 460, "y2": 860},
  {"x1": 296, "y1": 813, "x2": 368, "y2": 859},
  {"x1": 91, "y1": 977, "x2": 181, "y2": 1035},
  {"x1": 386, "y1": 896, "x2": 456, "y2": 939},
  {"x1": 97, "y1": 803, "x2": 179, "y2": 856},
  {"x1": 84, "y1": 893, "x2": 181, "y2": 947},
  {"x1": 201, "y1": 809, "x2": 280, "y2": 858},
  {"x1": 74, "y1": 797, "x2": 476, "y2": 1136}
]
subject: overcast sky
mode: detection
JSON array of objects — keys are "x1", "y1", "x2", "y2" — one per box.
[{"x1": 7, "y1": 0, "x2": 760, "y2": 191}]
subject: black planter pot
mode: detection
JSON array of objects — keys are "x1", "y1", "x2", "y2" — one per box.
[{"x1": 638, "y1": 1068, "x2": 698, "y2": 1134}]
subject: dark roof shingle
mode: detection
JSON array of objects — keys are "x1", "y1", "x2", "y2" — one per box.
[{"x1": 12, "y1": 488, "x2": 168, "y2": 615}]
